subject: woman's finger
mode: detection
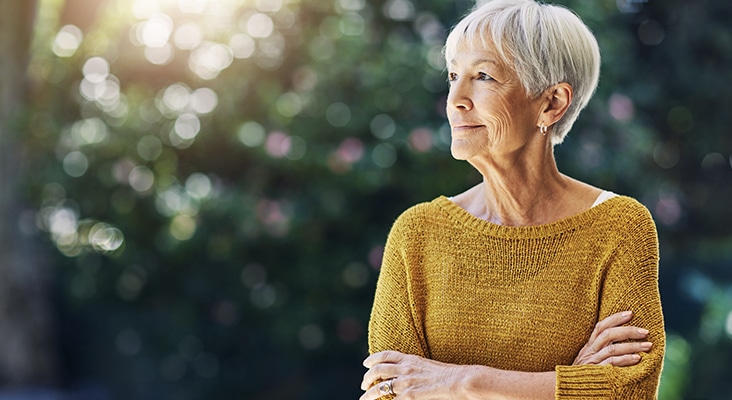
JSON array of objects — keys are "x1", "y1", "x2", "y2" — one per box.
[
  {"x1": 594, "y1": 311, "x2": 634, "y2": 331},
  {"x1": 585, "y1": 341, "x2": 653, "y2": 365},
  {"x1": 590, "y1": 325, "x2": 649, "y2": 353},
  {"x1": 598, "y1": 353, "x2": 642, "y2": 367},
  {"x1": 359, "y1": 377, "x2": 400, "y2": 400},
  {"x1": 588, "y1": 311, "x2": 633, "y2": 342},
  {"x1": 363, "y1": 350, "x2": 405, "y2": 368},
  {"x1": 359, "y1": 383, "x2": 381, "y2": 400},
  {"x1": 361, "y1": 363, "x2": 400, "y2": 391}
]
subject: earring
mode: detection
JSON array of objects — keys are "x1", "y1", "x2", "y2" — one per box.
[{"x1": 539, "y1": 124, "x2": 548, "y2": 136}]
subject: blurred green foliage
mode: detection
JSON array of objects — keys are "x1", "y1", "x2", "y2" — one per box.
[{"x1": 15, "y1": 0, "x2": 732, "y2": 398}]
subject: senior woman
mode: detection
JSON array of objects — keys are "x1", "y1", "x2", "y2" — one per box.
[{"x1": 360, "y1": 0, "x2": 665, "y2": 399}]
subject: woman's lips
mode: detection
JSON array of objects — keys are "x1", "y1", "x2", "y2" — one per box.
[{"x1": 452, "y1": 125, "x2": 484, "y2": 131}]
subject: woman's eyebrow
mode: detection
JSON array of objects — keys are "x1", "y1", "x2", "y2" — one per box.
[
  {"x1": 472, "y1": 59, "x2": 498, "y2": 67},
  {"x1": 449, "y1": 58, "x2": 499, "y2": 67}
]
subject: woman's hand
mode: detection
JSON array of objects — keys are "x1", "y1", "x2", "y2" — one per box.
[
  {"x1": 360, "y1": 350, "x2": 466, "y2": 400},
  {"x1": 573, "y1": 311, "x2": 653, "y2": 366}
]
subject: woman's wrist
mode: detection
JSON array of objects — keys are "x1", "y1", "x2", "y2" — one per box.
[
  {"x1": 455, "y1": 364, "x2": 494, "y2": 399},
  {"x1": 458, "y1": 365, "x2": 556, "y2": 400}
]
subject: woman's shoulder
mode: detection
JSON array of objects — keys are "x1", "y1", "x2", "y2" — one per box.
[
  {"x1": 595, "y1": 194, "x2": 657, "y2": 232},
  {"x1": 392, "y1": 196, "x2": 448, "y2": 226},
  {"x1": 601, "y1": 194, "x2": 652, "y2": 217},
  {"x1": 387, "y1": 196, "x2": 466, "y2": 237}
]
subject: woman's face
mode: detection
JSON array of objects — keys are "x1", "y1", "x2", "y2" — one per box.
[{"x1": 446, "y1": 42, "x2": 544, "y2": 161}]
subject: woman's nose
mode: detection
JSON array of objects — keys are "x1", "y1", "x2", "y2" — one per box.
[{"x1": 447, "y1": 80, "x2": 473, "y2": 111}]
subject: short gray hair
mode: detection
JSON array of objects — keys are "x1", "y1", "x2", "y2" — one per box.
[{"x1": 444, "y1": 0, "x2": 601, "y2": 144}]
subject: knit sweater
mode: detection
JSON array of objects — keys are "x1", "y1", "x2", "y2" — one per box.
[{"x1": 368, "y1": 195, "x2": 665, "y2": 399}]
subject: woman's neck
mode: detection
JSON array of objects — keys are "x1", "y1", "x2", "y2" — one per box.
[{"x1": 457, "y1": 146, "x2": 599, "y2": 226}]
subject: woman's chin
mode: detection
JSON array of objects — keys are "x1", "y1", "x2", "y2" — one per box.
[{"x1": 450, "y1": 143, "x2": 475, "y2": 160}]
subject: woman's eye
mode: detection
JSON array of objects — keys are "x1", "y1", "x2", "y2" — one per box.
[
  {"x1": 477, "y1": 72, "x2": 493, "y2": 81},
  {"x1": 447, "y1": 72, "x2": 492, "y2": 84}
]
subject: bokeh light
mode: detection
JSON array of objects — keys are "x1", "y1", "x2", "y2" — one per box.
[
  {"x1": 185, "y1": 173, "x2": 212, "y2": 199},
  {"x1": 174, "y1": 113, "x2": 201, "y2": 140},
  {"x1": 190, "y1": 88, "x2": 218, "y2": 114},
  {"x1": 275, "y1": 92, "x2": 303, "y2": 118},
  {"x1": 616, "y1": 0, "x2": 648, "y2": 13},
  {"x1": 250, "y1": 284, "x2": 276, "y2": 308},
  {"x1": 170, "y1": 214, "x2": 197, "y2": 240},
  {"x1": 138, "y1": 13, "x2": 174, "y2": 48},
  {"x1": 174, "y1": 22, "x2": 204, "y2": 50},
  {"x1": 653, "y1": 141, "x2": 680, "y2": 169},
  {"x1": 638, "y1": 19, "x2": 665, "y2": 46},
  {"x1": 89, "y1": 223, "x2": 125, "y2": 253},
  {"x1": 286, "y1": 136, "x2": 307, "y2": 160},
  {"x1": 229, "y1": 33, "x2": 256, "y2": 59},
  {"x1": 70, "y1": 118, "x2": 108, "y2": 146},
  {"x1": 82, "y1": 57, "x2": 110, "y2": 83},
  {"x1": 137, "y1": 136, "x2": 164, "y2": 161},
  {"x1": 256, "y1": 0, "x2": 283, "y2": 13},
  {"x1": 264, "y1": 131, "x2": 291, "y2": 158},
  {"x1": 51, "y1": 25, "x2": 83, "y2": 57},
  {"x1": 299, "y1": 324, "x2": 324, "y2": 349},
  {"x1": 370, "y1": 114, "x2": 396, "y2": 139},
  {"x1": 144, "y1": 43, "x2": 175, "y2": 65},
  {"x1": 372, "y1": 143, "x2": 397, "y2": 168},
  {"x1": 409, "y1": 128, "x2": 433, "y2": 153},
  {"x1": 326, "y1": 102, "x2": 351, "y2": 127},
  {"x1": 337, "y1": 0, "x2": 366, "y2": 12},
  {"x1": 129, "y1": 166, "x2": 155, "y2": 193},
  {"x1": 188, "y1": 42, "x2": 233, "y2": 80},
  {"x1": 245, "y1": 13, "x2": 274, "y2": 38},
  {"x1": 237, "y1": 121, "x2": 266, "y2": 147},
  {"x1": 63, "y1": 151, "x2": 89, "y2": 177},
  {"x1": 131, "y1": 0, "x2": 160, "y2": 18},
  {"x1": 156, "y1": 185, "x2": 200, "y2": 218},
  {"x1": 339, "y1": 12, "x2": 364, "y2": 36},
  {"x1": 383, "y1": 0, "x2": 415, "y2": 21},
  {"x1": 178, "y1": 0, "x2": 207, "y2": 14},
  {"x1": 609, "y1": 93, "x2": 635, "y2": 122}
]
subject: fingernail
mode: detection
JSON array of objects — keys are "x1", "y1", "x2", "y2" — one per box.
[
  {"x1": 632, "y1": 354, "x2": 641, "y2": 360},
  {"x1": 642, "y1": 342, "x2": 653, "y2": 349},
  {"x1": 637, "y1": 328, "x2": 649, "y2": 335}
]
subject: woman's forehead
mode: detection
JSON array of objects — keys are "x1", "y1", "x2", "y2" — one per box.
[
  {"x1": 447, "y1": 33, "x2": 503, "y2": 59},
  {"x1": 448, "y1": 39, "x2": 511, "y2": 70}
]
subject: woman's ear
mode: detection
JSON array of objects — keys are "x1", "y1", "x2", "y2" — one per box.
[{"x1": 541, "y1": 82, "x2": 573, "y2": 126}]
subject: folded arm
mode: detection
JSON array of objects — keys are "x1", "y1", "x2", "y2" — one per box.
[{"x1": 361, "y1": 311, "x2": 651, "y2": 400}]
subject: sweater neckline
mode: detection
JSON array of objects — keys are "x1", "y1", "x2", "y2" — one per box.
[{"x1": 434, "y1": 195, "x2": 625, "y2": 239}]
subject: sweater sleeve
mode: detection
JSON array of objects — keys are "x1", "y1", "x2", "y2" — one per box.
[
  {"x1": 556, "y1": 203, "x2": 665, "y2": 399},
  {"x1": 368, "y1": 211, "x2": 429, "y2": 358}
]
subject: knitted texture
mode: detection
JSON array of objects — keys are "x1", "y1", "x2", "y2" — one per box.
[{"x1": 368, "y1": 195, "x2": 665, "y2": 399}]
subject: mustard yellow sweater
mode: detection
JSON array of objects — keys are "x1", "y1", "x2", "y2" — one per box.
[{"x1": 368, "y1": 195, "x2": 665, "y2": 399}]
